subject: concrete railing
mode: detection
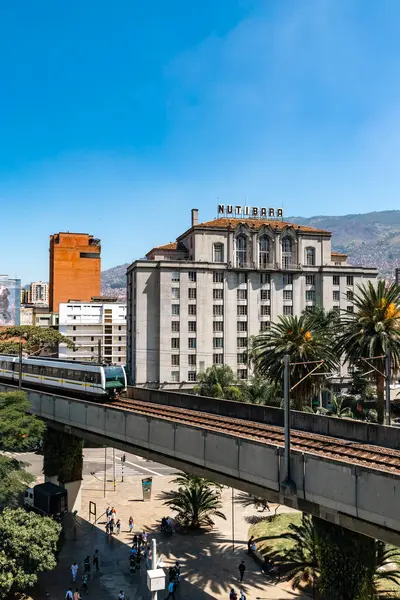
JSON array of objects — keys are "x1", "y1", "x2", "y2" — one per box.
[{"x1": 128, "y1": 386, "x2": 400, "y2": 450}]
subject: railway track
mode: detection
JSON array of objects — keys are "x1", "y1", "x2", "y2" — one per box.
[{"x1": 105, "y1": 397, "x2": 400, "y2": 475}]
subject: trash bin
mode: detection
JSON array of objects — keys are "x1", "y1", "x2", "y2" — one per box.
[{"x1": 142, "y1": 477, "x2": 153, "y2": 501}]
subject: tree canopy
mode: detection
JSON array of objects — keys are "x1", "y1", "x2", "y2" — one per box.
[
  {"x1": 0, "y1": 508, "x2": 61, "y2": 599},
  {"x1": 0, "y1": 325, "x2": 74, "y2": 355},
  {"x1": 194, "y1": 365, "x2": 243, "y2": 400}
]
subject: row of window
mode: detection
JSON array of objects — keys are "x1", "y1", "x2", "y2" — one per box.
[
  {"x1": 71, "y1": 326, "x2": 124, "y2": 332},
  {"x1": 213, "y1": 237, "x2": 314, "y2": 268},
  {"x1": 170, "y1": 272, "x2": 355, "y2": 286},
  {"x1": 170, "y1": 371, "x2": 197, "y2": 383},
  {"x1": 0, "y1": 361, "x2": 101, "y2": 382},
  {"x1": 333, "y1": 290, "x2": 353, "y2": 301}
]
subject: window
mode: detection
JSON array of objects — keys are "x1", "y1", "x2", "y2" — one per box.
[
  {"x1": 306, "y1": 290, "x2": 315, "y2": 302},
  {"x1": 213, "y1": 338, "x2": 223, "y2": 348},
  {"x1": 188, "y1": 321, "x2": 197, "y2": 332},
  {"x1": 306, "y1": 275, "x2": 315, "y2": 285},
  {"x1": 73, "y1": 336, "x2": 76, "y2": 341},
  {"x1": 261, "y1": 305, "x2": 271, "y2": 316},
  {"x1": 283, "y1": 290, "x2": 292, "y2": 301},
  {"x1": 347, "y1": 276, "x2": 354, "y2": 286},
  {"x1": 188, "y1": 338, "x2": 197, "y2": 349},
  {"x1": 91, "y1": 347, "x2": 94, "y2": 352},
  {"x1": 188, "y1": 372, "x2": 197, "y2": 382},
  {"x1": 347, "y1": 305, "x2": 354, "y2": 313},
  {"x1": 171, "y1": 355, "x2": 180, "y2": 366},
  {"x1": 213, "y1": 305, "x2": 224, "y2": 316},
  {"x1": 347, "y1": 290, "x2": 354, "y2": 301},
  {"x1": 171, "y1": 371, "x2": 180, "y2": 383},
  {"x1": 237, "y1": 369, "x2": 248, "y2": 380},
  {"x1": 105, "y1": 336, "x2": 112, "y2": 345},
  {"x1": 260, "y1": 321, "x2": 271, "y2": 332},
  {"x1": 333, "y1": 275, "x2": 340, "y2": 286},
  {"x1": 188, "y1": 354, "x2": 196, "y2": 366},
  {"x1": 333, "y1": 291, "x2": 340, "y2": 301},
  {"x1": 213, "y1": 289, "x2": 223, "y2": 300},
  {"x1": 188, "y1": 271, "x2": 196, "y2": 282},
  {"x1": 237, "y1": 305, "x2": 247, "y2": 316},
  {"x1": 305, "y1": 247, "x2": 315, "y2": 266},
  {"x1": 118, "y1": 336, "x2": 122, "y2": 341},
  {"x1": 333, "y1": 306, "x2": 340, "y2": 313},
  {"x1": 260, "y1": 273, "x2": 270, "y2": 285},
  {"x1": 237, "y1": 321, "x2": 248, "y2": 332},
  {"x1": 105, "y1": 325, "x2": 112, "y2": 334},
  {"x1": 213, "y1": 354, "x2": 224, "y2": 364},
  {"x1": 261, "y1": 289, "x2": 271, "y2": 300},
  {"x1": 214, "y1": 243, "x2": 224, "y2": 263},
  {"x1": 188, "y1": 304, "x2": 196, "y2": 316},
  {"x1": 237, "y1": 353, "x2": 247, "y2": 364},
  {"x1": 283, "y1": 274, "x2": 293, "y2": 285},
  {"x1": 172, "y1": 287, "x2": 180, "y2": 299},
  {"x1": 171, "y1": 272, "x2": 180, "y2": 281},
  {"x1": 237, "y1": 338, "x2": 248, "y2": 348},
  {"x1": 118, "y1": 346, "x2": 121, "y2": 352},
  {"x1": 91, "y1": 336, "x2": 94, "y2": 341},
  {"x1": 213, "y1": 321, "x2": 223, "y2": 332},
  {"x1": 213, "y1": 272, "x2": 224, "y2": 283},
  {"x1": 236, "y1": 235, "x2": 247, "y2": 267},
  {"x1": 237, "y1": 289, "x2": 247, "y2": 300},
  {"x1": 172, "y1": 304, "x2": 180, "y2": 316},
  {"x1": 171, "y1": 338, "x2": 180, "y2": 349},
  {"x1": 237, "y1": 273, "x2": 247, "y2": 285},
  {"x1": 283, "y1": 306, "x2": 293, "y2": 315},
  {"x1": 259, "y1": 236, "x2": 270, "y2": 267},
  {"x1": 188, "y1": 288, "x2": 197, "y2": 300},
  {"x1": 73, "y1": 326, "x2": 76, "y2": 331},
  {"x1": 282, "y1": 237, "x2": 293, "y2": 268},
  {"x1": 171, "y1": 321, "x2": 180, "y2": 332}
]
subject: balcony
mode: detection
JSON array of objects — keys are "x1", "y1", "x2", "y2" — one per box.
[
  {"x1": 228, "y1": 261, "x2": 276, "y2": 270},
  {"x1": 280, "y1": 261, "x2": 301, "y2": 271}
]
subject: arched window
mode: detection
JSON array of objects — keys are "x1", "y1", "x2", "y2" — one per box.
[
  {"x1": 282, "y1": 237, "x2": 293, "y2": 269},
  {"x1": 259, "y1": 236, "x2": 270, "y2": 268},
  {"x1": 236, "y1": 236, "x2": 247, "y2": 267},
  {"x1": 213, "y1": 243, "x2": 224, "y2": 263},
  {"x1": 305, "y1": 247, "x2": 315, "y2": 266}
]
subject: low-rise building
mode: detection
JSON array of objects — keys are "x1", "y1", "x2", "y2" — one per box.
[{"x1": 58, "y1": 299, "x2": 126, "y2": 364}]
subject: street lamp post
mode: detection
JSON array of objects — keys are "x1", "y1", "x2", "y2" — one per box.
[{"x1": 283, "y1": 354, "x2": 291, "y2": 483}]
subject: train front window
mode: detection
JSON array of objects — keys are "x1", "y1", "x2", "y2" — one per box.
[{"x1": 104, "y1": 366, "x2": 126, "y2": 389}]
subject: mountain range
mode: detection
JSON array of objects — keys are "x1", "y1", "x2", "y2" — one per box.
[{"x1": 101, "y1": 210, "x2": 400, "y2": 297}]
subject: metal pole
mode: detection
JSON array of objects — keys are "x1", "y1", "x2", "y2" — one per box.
[
  {"x1": 232, "y1": 487, "x2": 235, "y2": 553},
  {"x1": 113, "y1": 448, "x2": 116, "y2": 491},
  {"x1": 151, "y1": 537, "x2": 158, "y2": 600},
  {"x1": 18, "y1": 342, "x2": 23, "y2": 389},
  {"x1": 385, "y1": 347, "x2": 391, "y2": 426},
  {"x1": 283, "y1": 354, "x2": 291, "y2": 483},
  {"x1": 103, "y1": 447, "x2": 107, "y2": 498}
]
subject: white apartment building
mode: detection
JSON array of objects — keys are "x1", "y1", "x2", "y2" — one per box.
[
  {"x1": 58, "y1": 300, "x2": 127, "y2": 364},
  {"x1": 127, "y1": 208, "x2": 377, "y2": 388},
  {"x1": 29, "y1": 281, "x2": 49, "y2": 305}
]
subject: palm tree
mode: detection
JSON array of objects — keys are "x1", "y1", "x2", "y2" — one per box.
[
  {"x1": 374, "y1": 541, "x2": 400, "y2": 597},
  {"x1": 328, "y1": 394, "x2": 353, "y2": 418},
  {"x1": 241, "y1": 376, "x2": 281, "y2": 406},
  {"x1": 336, "y1": 280, "x2": 400, "y2": 424},
  {"x1": 163, "y1": 473, "x2": 226, "y2": 529},
  {"x1": 251, "y1": 314, "x2": 339, "y2": 410},
  {"x1": 194, "y1": 365, "x2": 242, "y2": 400},
  {"x1": 283, "y1": 515, "x2": 319, "y2": 599}
]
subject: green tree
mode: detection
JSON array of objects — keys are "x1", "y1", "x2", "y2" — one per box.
[
  {"x1": 0, "y1": 508, "x2": 61, "y2": 599},
  {"x1": 251, "y1": 314, "x2": 339, "y2": 410},
  {"x1": 328, "y1": 394, "x2": 353, "y2": 418},
  {"x1": 336, "y1": 280, "x2": 400, "y2": 423},
  {"x1": 0, "y1": 457, "x2": 33, "y2": 508},
  {"x1": 241, "y1": 376, "x2": 281, "y2": 406},
  {"x1": 163, "y1": 473, "x2": 226, "y2": 529},
  {"x1": 283, "y1": 515, "x2": 319, "y2": 599},
  {"x1": 0, "y1": 391, "x2": 45, "y2": 451},
  {"x1": 194, "y1": 365, "x2": 243, "y2": 400},
  {"x1": 0, "y1": 325, "x2": 74, "y2": 355}
]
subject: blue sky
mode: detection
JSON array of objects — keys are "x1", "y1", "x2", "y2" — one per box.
[{"x1": 2, "y1": 0, "x2": 400, "y2": 282}]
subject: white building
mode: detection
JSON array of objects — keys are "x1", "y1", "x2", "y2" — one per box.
[
  {"x1": 58, "y1": 300, "x2": 126, "y2": 364},
  {"x1": 127, "y1": 208, "x2": 378, "y2": 388},
  {"x1": 29, "y1": 281, "x2": 49, "y2": 305}
]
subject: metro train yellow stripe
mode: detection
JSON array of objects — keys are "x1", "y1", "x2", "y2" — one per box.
[{"x1": 0, "y1": 370, "x2": 103, "y2": 390}]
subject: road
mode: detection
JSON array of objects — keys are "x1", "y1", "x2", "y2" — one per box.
[{"x1": 1, "y1": 447, "x2": 176, "y2": 481}]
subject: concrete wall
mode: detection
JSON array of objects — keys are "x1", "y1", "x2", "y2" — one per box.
[{"x1": 4, "y1": 382, "x2": 398, "y2": 544}]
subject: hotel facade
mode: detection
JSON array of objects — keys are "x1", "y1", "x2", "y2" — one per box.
[{"x1": 127, "y1": 208, "x2": 377, "y2": 388}]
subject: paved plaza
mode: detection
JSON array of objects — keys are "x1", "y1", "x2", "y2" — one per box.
[{"x1": 21, "y1": 449, "x2": 306, "y2": 600}]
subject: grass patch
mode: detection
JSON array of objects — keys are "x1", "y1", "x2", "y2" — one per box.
[{"x1": 248, "y1": 512, "x2": 302, "y2": 560}]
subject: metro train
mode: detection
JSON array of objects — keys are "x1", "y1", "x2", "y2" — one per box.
[{"x1": 0, "y1": 354, "x2": 127, "y2": 400}]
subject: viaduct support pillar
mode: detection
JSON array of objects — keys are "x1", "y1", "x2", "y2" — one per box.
[{"x1": 43, "y1": 427, "x2": 83, "y2": 513}]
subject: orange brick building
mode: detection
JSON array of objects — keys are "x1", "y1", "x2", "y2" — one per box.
[{"x1": 49, "y1": 233, "x2": 101, "y2": 312}]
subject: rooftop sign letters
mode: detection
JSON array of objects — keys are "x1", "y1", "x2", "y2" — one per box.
[{"x1": 218, "y1": 204, "x2": 283, "y2": 218}]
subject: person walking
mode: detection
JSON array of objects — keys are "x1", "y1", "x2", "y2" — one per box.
[
  {"x1": 144, "y1": 545, "x2": 150, "y2": 570},
  {"x1": 83, "y1": 556, "x2": 91, "y2": 575},
  {"x1": 105, "y1": 521, "x2": 110, "y2": 535},
  {"x1": 73, "y1": 589, "x2": 81, "y2": 600},
  {"x1": 129, "y1": 516, "x2": 134, "y2": 533},
  {"x1": 65, "y1": 588, "x2": 73, "y2": 600},
  {"x1": 118, "y1": 591, "x2": 125, "y2": 600},
  {"x1": 81, "y1": 573, "x2": 89, "y2": 596},
  {"x1": 111, "y1": 506, "x2": 116, "y2": 518},
  {"x1": 164, "y1": 580, "x2": 176, "y2": 600},
  {"x1": 240, "y1": 590, "x2": 246, "y2": 600},
  {"x1": 238, "y1": 560, "x2": 246, "y2": 583},
  {"x1": 142, "y1": 530, "x2": 148, "y2": 545},
  {"x1": 116, "y1": 519, "x2": 121, "y2": 535},
  {"x1": 229, "y1": 589, "x2": 237, "y2": 600},
  {"x1": 71, "y1": 562, "x2": 79, "y2": 583},
  {"x1": 93, "y1": 549, "x2": 99, "y2": 572},
  {"x1": 109, "y1": 518, "x2": 114, "y2": 535}
]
